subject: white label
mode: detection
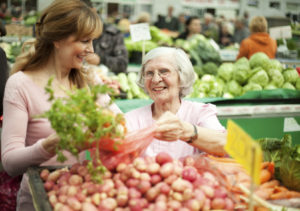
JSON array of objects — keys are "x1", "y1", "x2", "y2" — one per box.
[
  {"x1": 130, "y1": 23, "x2": 151, "y2": 42},
  {"x1": 269, "y1": 26, "x2": 292, "y2": 40},
  {"x1": 283, "y1": 117, "x2": 300, "y2": 132}
]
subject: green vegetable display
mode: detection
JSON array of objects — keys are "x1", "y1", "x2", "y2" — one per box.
[{"x1": 259, "y1": 135, "x2": 300, "y2": 192}]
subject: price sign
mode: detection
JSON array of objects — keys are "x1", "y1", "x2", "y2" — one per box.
[
  {"x1": 269, "y1": 26, "x2": 292, "y2": 40},
  {"x1": 129, "y1": 23, "x2": 151, "y2": 42},
  {"x1": 225, "y1": 120, "x2": 262, "y2": 185}
]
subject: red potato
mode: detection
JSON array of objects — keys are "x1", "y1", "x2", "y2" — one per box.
[
  {"x1": 47, "y1": 170, "x2": 61, "y2": 182},
  {"x1": 91, "y1": 193, "x2": 101, "y2": 205},
  {"x1": 129, "y1": 198, "x2": 147, "y2": 211},
  {"x1": 202, "y1": 198, "x2": 211, "y2": 211},
  {"x1": 150, "y1": 174, "x2": 162, "y2": 185},
  {"x1": 194, "y1": 189, "x2": 206, "y2": 204},
  {"x1": 167, "y1": 200, "x2": 182, "y2": 210},
  {"x1": 99, "y1": 198, "x2": 117, "y2": 210},
  {"x1": 77, "y1": 165, "x2": 89, "y2": 177},
  {"x1": 182, "y1": 166, "x2": 198, "y2": 182},
  {"x1": 200, "y1": 185, "x2": 215, "y2": 198},
  {"x1": 69, "y1": 163, "x2": 81, "y2": 174},
  {"x1": 154, "y1": 200, "x2": 168, "y2": 210},
  {"x1": 68, "y1": 174, "x2": 83, "y2": 186},
  {"x1": 211, "y1": 197, "x2": 226, "y2": 209},
  {"x1": 172, "y1": 178, "x2": 191, "y2": 192},
  {"x1": 203, "y1": 171, "x2": 218, "y2": 186},
  {"x1": 172, "y1": 192, "x2": 183, "y2": 202},
  {"x1": 47, "y1": 190, "x2": 56, "y2": 197},
  {"x1": 44, "y1": 181, "x2": 55, "y2": 191},
  {"x1": 146, "y1": 187, "x2": 160, "y2": 201},
  {"x1": 117, "y1": 186, "x2": 129, "y2": 195},
  {"x1": 67, "y1": 197, "x2": 82, "y2": 210},
  {"x1": 40, "y1": 169, "x2": 50, "y2": 181},
  {"x1": 160, "y1": 163, "x2": 174, "y2": 178},
  {"x1": 164, "y1": 174, "x2": 178, "y2": 185},
  {"x1": 155, "y1": 194, "x2": 167, "y2": 202},
  {"x1": 57, "y1": 172, "x2": 71, "y2": 186},
  {"x1": 58, "y1": 194, "x2": 68, "y2": 203},
  {"x1": 81, "y1": 202, "x2": 98, "y2": 211},
  {"x1": 140, "y1": 172, "x2": 151, "y2": 181},
  {"x1": 57, "y1": 205, "x2": 73, "y2": 211},
  {"x1": 67, "y1": 185, "x2": 78, "y2": 197},
  {"x1": 103, "y1": 170, "x2": 112, "y2": 179},
  {"x1": 101, "y1": 179, "x2": 115, "y2": 193},
  {"x1": 128, "y1": 187, "x2": 142, "y2": 199},
  {"x1": 185, "y1": 199, "x2": 202, "y2": 211},
  {"x1": 131, "y1": 168, "x2": 141, "y2": 179},
  {"x1": 75, "y1": 192, "x2": 86, "y2": 202},
  {"x1": 53, "y1": 202, "x2": 63, "y2": 211},
  {"x1": 137, "y1": 180, "x2": 151, "y2": 194},
  {"x1": 108, "y1": 188, "x2": 117, "y2": 198},
  {"x1": 84, "y1": 174, "x2": 92, "y2": 182},
  {"x1": 155, "y1": 152, "x2": 173, "y2": 165},
  {"x1": 182, "y1": 188, "x2": 193, "y2": 201},
  {"x1": 159, "y1": 183, "x2": 171, "y2": 195},
  {"x1": 147, "y1": 163, "x2": 160, "y2": 174},
  {"x1": 58, "y1": 185, "x2": 68, "y2": 195},
  {"x1": 116, "y1": 194, "x2": 128, "y2": 207},
  {"x1": 116, "y1": 163, "x2": 127, "y2": 173},
  {"x1": 214, "y1": 187, "x2": 228, "y2": 198},
  {"x1": 133, "y1": 157, "x2": 146, "y2": 167},
  {"x1": 48, "y1": 194, "x2": 57, "y2": 207},
  {"x1": 224, "y1": 198, "x2": 235, "y2": 210},
  {"x1": 183, "y1": 156, "x2": 195, "y2": 166},
  {"x1": 126, "y1": 178, "x2": 140, "y2": 188}
]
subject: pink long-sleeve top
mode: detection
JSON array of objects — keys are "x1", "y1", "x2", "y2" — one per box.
[
  {"x1": 1, "y1": 71, "x2": 121, "y2": 211},
  {"x1": 125, "y1": 100, "x2": 226, "y2": 160}
]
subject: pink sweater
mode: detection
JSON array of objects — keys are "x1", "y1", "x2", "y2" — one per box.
[
  {"x1": 125, "y1": 100, "x2": 226, "y2": 160},
  {"x1": 1, "y1": 71, "x2": 121, "y2": 210}
]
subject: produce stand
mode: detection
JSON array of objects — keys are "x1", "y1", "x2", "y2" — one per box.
[{"x1": 115, "y1": 89, "x2": 300, "y2": 145}]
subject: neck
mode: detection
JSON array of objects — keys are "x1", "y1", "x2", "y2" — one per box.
[{"x1": 152, "y1": 98, "x2": 181, "y2": 120}]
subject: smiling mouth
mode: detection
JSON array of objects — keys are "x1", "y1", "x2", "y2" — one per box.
[{"x1": 152, "y1": 87, "x2": 166, "y2": 91}]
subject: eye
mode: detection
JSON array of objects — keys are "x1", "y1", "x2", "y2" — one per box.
[
  {"x1": 81, "y1": 39, "x2": 91, "y2": 43},
  {"x1": 159, "y1": 69, "x2": 170, "y2": 75},
  {"x1": 145, "y1": 71, "x2": 154, "y2": 78}
]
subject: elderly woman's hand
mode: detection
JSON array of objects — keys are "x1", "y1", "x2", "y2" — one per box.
[{"x1": 154, "y1": 111, "x2": 195, "y2": 142}]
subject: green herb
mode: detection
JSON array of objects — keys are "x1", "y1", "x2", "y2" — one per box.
[{"x1": 41, "y1": 78, "x2": 126, "y2": 182}]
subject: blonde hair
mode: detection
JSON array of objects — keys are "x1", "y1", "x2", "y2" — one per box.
[
  {"x1": 11, "y1": 0, "x2": 102, "y2": 88},
  {"x1": 249, "y1": 16, "x2": 268, "y2": 33}
]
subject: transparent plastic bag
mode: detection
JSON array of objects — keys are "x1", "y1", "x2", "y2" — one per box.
[{"x1": 90, "y1": 126, "x2": 155, "y2": 170}]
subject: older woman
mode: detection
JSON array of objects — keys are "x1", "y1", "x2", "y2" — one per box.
[
  {"x1": 125, "y1": 47, "x2": 227, "y2": 159},
  {"x1": 236, "y1": 16, "x2": 277, "y2": 59}
]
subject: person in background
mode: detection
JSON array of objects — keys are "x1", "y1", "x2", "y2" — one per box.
[
  {"x1": 177, "y1": 13, "x2": 186, "y2": 34},
  {"x1": 219, "y1": 22, "x2": 234, "y2": 47},
  {"x1": 176, "y1": 16, "x2": 201, "y2": 40},
  {"x1": 125, "y1": 47, "x2": 227, "y2": 159},
  {"x1": 118, "y1": 18, "x2": 131, "y2": 38},
  {"x1": 136, "y1": 12, "x2": 151, "y2": 24},
  {"x1": 233, "y1": 18, "x2": 249, "y2": 44},
  {"x1": 155, "y1": 6, "x2": 179, "y2": 32},
  {"x1": 1, "y1": 1, "x2": 120, "y2": 210},
  {"x1": 201, "y1": 13, "x2": 219, "y2": 42},
  {"x1": 0, "y1": 47, "x2": 9, "y2": 118},
  {"x1": 236, "y1": 16, "x2": 277, "y2": 59}
]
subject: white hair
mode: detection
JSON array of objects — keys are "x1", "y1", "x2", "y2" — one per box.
[{"x1": 137, "y1": 47, "x2": 196, "y2": 98}]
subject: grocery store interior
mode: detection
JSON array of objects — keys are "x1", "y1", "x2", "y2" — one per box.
[{"x1": 1, "y1": 0, "x2": 300, "y2": 210}]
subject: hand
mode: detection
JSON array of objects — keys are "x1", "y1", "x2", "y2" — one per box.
[
  {"x1": 42, "y1": 133, "x2": 60, "y2": 155},
  {"x1": 154, "y1": 111, "x2": 194, "y2": 142},
  {"x1": 85, "y1": 53, "x2": 100, "y2": 65}
]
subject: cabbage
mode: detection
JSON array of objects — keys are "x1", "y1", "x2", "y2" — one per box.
[
  {"x1": 222, "y1": 92, "x2": 234, "y2": 99},
  {"x1": 202, "y1": 62, "x2": 218, "y2": 75},
  {"x1": 217, "y1": 63, "x2": 234, "y2": 82},
  {"x1": 296, "y1": 77, "x2": 300, "y2": 90},
  {"x1": 248, "y1": 69, "x2": 269, "y2": 87},
  {"x1": 232, "y1": 58, "x2": 250, "y2": 85},
  {"x1": 226, "y1": 80, "x2": 242, "y2": 96},
  {"x1": 282, "y1": 82, "x2": 296, "y2": 90},
  {"x1": 266, "y1": 59, "x2": 283, "y2": 73},
  {"x1": 208, "y1": 81, "x2": 224, "y2": 97},
  {"x1": 280, "y1": 156, "x2": 300, "y2": 192},
  {"x1": 268, "y1": 69, "x2": 284, "y2": 87},
  {"x1": 243, "y1": 83, "x2": 262, "y2": 94},
  {"x1": 283, "y1": 68, "x2": 299, "y2": 85},
  {"x1": 249, "y1": 52, "x2": 270, "y2": 70},
  {"x1": 235, "y1": 57, "x2": 250, "y2": 67},
  {"x1": 264, "y1": 84, "x2": 277, "y2": 90}
]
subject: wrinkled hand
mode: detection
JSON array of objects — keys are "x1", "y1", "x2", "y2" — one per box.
[
  {"x1": 42, "y1": 133, "x2": 60, "y2": 155},
  {"x1": 85, "y1": 53, "x2": 100, "y2": 65},
  {"x1": 154, "y1": 111, "x2": 194, "y2": 142}
]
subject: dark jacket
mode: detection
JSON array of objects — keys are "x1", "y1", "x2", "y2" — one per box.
[
  {"x1": 93, "y1": 24, "x2": 128, "y2": 74},
  {"x1": 0, "y1": 47, "x2": 9, "y2": 116}
]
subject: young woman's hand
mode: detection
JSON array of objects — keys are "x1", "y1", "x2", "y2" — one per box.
[{"x1": 42, "y1": 133, "x2": 60, "y2": 155}]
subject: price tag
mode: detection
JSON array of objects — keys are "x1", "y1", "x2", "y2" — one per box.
[
  {"x1": 225, "y1": 120, "x2": 262, "y2": 185},
  {"x1": 269, "y1": 26, "x2": 292, "y2": 40},
  {"x1": 129, "y1": 23, "x2": 151, "y2": 42}
]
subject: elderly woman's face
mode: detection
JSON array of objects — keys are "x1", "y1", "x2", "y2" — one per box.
[{"x1": 143, "y1": 56, "x2": 180, "y2": 103}]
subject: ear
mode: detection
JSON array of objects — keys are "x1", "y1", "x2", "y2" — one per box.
[{"x1": 53, "y1": 40, "x2": 61, "y2": 49}]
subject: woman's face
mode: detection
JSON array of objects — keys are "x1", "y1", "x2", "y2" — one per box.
[
  {"x1": 188, "y1": 19, "x2": 201, "y2": 35},
  {"x1": 143, "y1": 56, "x2": 180, "y2": 104},
  {"x1": 54, "y1": 35, "x2": 94, "y2": 70}
]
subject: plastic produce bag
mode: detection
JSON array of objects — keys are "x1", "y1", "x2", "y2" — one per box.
[{"x1": 90, "y1": 126, "x2": 155, "y2": 170}]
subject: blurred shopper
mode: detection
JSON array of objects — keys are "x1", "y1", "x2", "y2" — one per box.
[
  {"x1": 236, "y1": 16, "x2": 277, "y2": 59},
  {"x1": 176, "y1": 16, "x2": 201, "y2": 40},
  {"x1": 154, "y1": 6, "x2": 179, "y2": 32},
  {"x1": 219, "y1": 22, "x2": 234, "y2": 47},
  {"x1": 118, "y1": 18, "x2": 131, "y2": 38},
  {"x1": 177, "y1": 13, "x2": 186, "y2": 34},
  {"x1": 201, "y1": 13, "x2": 219, "y2": 42},
  {"x1": 233, "y1": 18, "x2": 249, "y2": 44}
]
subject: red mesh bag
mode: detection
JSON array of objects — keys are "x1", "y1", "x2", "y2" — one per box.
[
  {"x1": 90, "y1": 126, "x2": 155, "y2": 170},
  {"x1": 0, "y1": 171, "x2": 22, "y2": 211}
]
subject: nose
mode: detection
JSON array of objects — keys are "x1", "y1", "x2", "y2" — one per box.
[
  {"x1": 86, "y1": 41, "x2": 94, "y2": 54},
  {"x1": 151, "y1": 71, "x2": 162, "y2": 82}
]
